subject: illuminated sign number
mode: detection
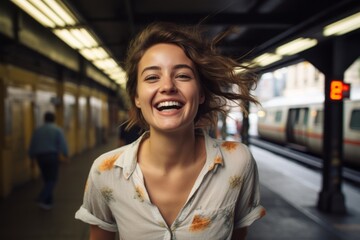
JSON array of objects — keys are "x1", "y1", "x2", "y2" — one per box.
[{"x1": 330, "y1": 80, "x2": 351, "y2": 100}]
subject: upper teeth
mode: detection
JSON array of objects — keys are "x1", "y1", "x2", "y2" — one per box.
[{"x1": 157, "y1": 101, "x2": 182, "y2": 108}]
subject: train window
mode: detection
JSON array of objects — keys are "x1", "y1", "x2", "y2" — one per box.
[
  {"x1": 349, "y1": 109, "x2": 360, "y2": 131},
  {"x1": 275, "y1": 111, "x2": 282, "y2": 122},
  {"x1": 314, "y1": 110, "x2": 323, "y2": 125}
]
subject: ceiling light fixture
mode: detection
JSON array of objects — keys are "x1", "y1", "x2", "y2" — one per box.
[
  {"x1": 30, "y1": 0, "x2": 65, "y2": 26},
  {"x1": 12, "y1": 0, "x2": 56, "y2": 27},
  {"x1": 276, "y1": 38, "x2": 318, "y2": 56},
  {"x1": 323, "y1": 12, "x2": 360, "y2": 36},
  {"x1": 80, "y1": 47, "x2": 109, "y2": 61},
  {"x1": 11, "y1": 0, "x2": 125, "y2": 86},
  {"x1": 70, "y1": 28, "x2": 98, "y2": 48},
  {"x1": 43, "y1": 0, "x2": 76, "y2": 25},
  {"x1": 253, "y1": 53, "x2": 282, "y2": 67},
  {"x1": 53, "y1": 29, "x2": 84, "y2": 49}
]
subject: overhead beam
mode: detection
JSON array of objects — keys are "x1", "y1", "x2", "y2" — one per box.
[{"x1": 86, "y1": 13, "x2": 296, "y2": 28}]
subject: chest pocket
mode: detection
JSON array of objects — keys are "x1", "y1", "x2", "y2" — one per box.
[{"x1": 187, "y1": 202, "x2": 236, "y2": 239}]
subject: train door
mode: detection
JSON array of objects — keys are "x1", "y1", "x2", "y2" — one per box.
[
  {"x1": 6, "y1": 87, "x2": 34, "y2": 186},
  {"x1": 286, "y1": 108, "x2": 298, "y2": 144},
  {"x1": 63, "y1": 93, "x2": 76, "y2": 156},
  {"x1": 307, "y1": 108, "x2": 323, "y2": 154},
  {"x1": 297, "y1": 108, "x2": 309, "y2": 146},
  {"x1": 77, "y1": 96, "x2": 87, "y2": 152},
  {"x1": 89, "y1": 96, "x2": 102, "y2": 147},
  {"x1": 10, "y1": 100, "x2": 27, "y2": 185},
  {"x1": 286, "y1": 108, "x2": 309, "y2": 147}
]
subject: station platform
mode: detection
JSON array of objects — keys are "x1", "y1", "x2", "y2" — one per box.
[{"x1": 0, "y1": 137, "x2": 359, "y2": 240}]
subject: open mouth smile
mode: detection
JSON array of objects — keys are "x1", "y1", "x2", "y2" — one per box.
[{"x1": 156, "y1": 101, "x2": 184, "y2": 111}]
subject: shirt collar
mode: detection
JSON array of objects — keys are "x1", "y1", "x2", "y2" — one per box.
[
  {"x1": 114, "y1": 131, "x2": 148, "y2": 179},
  {"x1": 114, "y1": 130, "x2": 224, "y2": 180}
]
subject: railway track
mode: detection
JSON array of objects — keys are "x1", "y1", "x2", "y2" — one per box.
[{"x1": 249, "y1": 137, "x2": 360, "y2": 186}]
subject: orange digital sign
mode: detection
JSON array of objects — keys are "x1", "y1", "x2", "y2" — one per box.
[{"x1": 330, "y1": 80, "x2": 351, "y2": 100}]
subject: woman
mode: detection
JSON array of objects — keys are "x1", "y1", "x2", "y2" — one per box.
[{"x1": 75, "y1": 22, "x2": 265, "y2": 240}]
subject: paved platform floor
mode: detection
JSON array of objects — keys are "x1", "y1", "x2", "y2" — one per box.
[{"x1": 1, "y1": 137, "x2": 359, "y2": 239}]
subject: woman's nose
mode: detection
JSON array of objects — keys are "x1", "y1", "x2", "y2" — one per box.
[{"x1": 160, "y1": 77, "x2": 177, "y2": 93}]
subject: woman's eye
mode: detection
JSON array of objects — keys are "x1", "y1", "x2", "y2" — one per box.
[
  {"x1": 176, "y1": 74, "x2": 191, "y2": 80},
  {"x1": 144, "y1": 75, "x2": 158, "y2": 81}
]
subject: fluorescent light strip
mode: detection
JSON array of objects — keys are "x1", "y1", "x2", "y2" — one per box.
[
  {"x1": 70, "y1": 28, "x2": 97, "y2": 48},
  {"x1": 11, "y1": 0, "x2": 55, "y2": 27},
  {"x1": 79, "y1": 29, "x2": 98, "y2": 47},
  {"x1": 93, "y1": 48, "x2": 108, "y2": 59},
  {"x1": 114, "y1": 78, "x2": 126, "y2": 85},
  {"x1": 276, "y1": 38, "x2": 318, "y2": 56},
  {"x1": 11, "y1": 0, "x2": 123, "y2": 85},
  {"x1": 104, "y1": 67, "x2": 123, "y2": 74},
  {"x1": 79, "y1": 48, "x2": 97, "y2": 60},
  {"x1": 110, "y1": 72, "x2": 126, "y2": 79},
  {"x1": 253, "y1": 53, "x2": 282, "y2": 67},
  {"x1": 44, "y1": 0, "x2": 76, "y2": 25},
  {"x1": 323, "y1": 12, "x2": 360, "y2": 36},
  {"x1": 109, "y1": 71, "x2": 127, "y2": 84},
  {"x1": 93, "y1": 59, "x2": 118, "y2": 70},
  {"x1": 80, "y1": 47, "x2": 109, "y2": 61},
  {"x1": 31, "y1": 0, "x2": 65, "y2": 26},
  {"x1": 53, "y1": 29, "x2": 84, "y2": 49}
]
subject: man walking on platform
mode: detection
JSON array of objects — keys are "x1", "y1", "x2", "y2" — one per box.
[{"x1": 29, "y1": 111, "x2": 68, "y2": 210}]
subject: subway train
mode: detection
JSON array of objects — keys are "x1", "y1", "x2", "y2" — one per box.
[{"x1": 257, "y1": 93, "x2": 360, "y2": 167}]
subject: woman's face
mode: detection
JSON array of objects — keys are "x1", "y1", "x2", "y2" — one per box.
[{"x1": 135, "y1": 43, "x2": 204, "y2": 133}]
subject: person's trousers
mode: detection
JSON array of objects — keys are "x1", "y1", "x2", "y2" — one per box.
[{"x1": 36, "y1": 153, "x2": 59, "y2": 205}]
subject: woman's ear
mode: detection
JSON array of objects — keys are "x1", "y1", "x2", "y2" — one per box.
[{"x1": 135, "y1": 97, "x2": 141, "y2": 108}]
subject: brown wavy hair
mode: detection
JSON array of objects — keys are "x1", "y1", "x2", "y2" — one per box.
[{"x1": 124, "y1": 22, "x2": 259, "y2": 130}]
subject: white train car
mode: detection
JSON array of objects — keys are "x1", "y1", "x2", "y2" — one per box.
[{"x1": 257, "y1": 94, "x2": 360, "y2": 167}]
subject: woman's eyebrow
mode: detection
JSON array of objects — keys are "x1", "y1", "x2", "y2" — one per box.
[
  {"x1": 140, "y1": 64, "x2": 195, "y2": 76},
  {"x1": 173, "y1": 64, "x2": 195, "y2": 73},
  {"x1": 140, "y1": 66, "x2": 160, "y2": 76}
]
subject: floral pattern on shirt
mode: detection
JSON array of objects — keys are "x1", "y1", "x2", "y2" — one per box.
[
  {"x1": 101, "y1": 187, "x2": 114, "y2": 203},
  {"x1": 189, "y1": 214, "x2": 212, "y2": 232},
  {"x1": 134, "y1": 185, "x2": 145, "y2": 202},
  {"x1": 229, "y1": 175, "x2": 243, "y2": 189},
  {"x1": 97, "y1": 152, "x2": 122, "y2": 173},
  {"x1": 221, "y1": 141, "x2": 239, "y2": 152}
]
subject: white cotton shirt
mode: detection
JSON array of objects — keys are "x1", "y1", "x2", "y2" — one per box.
[{"x1": 75, "y1": 131, "x2": 265, "y2": 240}]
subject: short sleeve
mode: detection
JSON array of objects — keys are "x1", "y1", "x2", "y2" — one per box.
[
  {"x1": 233, "y1": 148, "x2": 266, "y2": 228},
  {"x1": 75, "y1": 163, "x2": 118, "y2": 232}
]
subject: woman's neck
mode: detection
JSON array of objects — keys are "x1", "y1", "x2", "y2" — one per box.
[{"x1": 139, "y1": 128, "x2": 203, "y2": 172}]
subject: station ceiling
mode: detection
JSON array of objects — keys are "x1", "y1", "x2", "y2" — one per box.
[{"x1": 66, "y1": 0, "x2": 360, "y2": 69}]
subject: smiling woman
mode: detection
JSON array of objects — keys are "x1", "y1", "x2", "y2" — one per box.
[
  {"x1": 75, "y1": 22, "x2": 265, "y2": 240},
  {"x1": 135, "y1": 43, "x2": 204, "y2": 133}
]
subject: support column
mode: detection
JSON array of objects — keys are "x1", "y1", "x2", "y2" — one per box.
[
  {"x1": 302, "y1": 38, "x2": 353, "y2": 213},
  {"x1": 317, "y1": 39, "x2": 347, "y2": 213},
  {"x1": 317, "y1": 73, "x2": 346, "y2": 213}
]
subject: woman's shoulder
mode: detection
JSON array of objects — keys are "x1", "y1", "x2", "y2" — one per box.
[
  {"x1": 90, "y1": 144, "x2": 132, "y2": 175},
  {"x1": 210, "y1": 136, "x2": 251, "y2": 157},
  {"x1": 207, "y1": 136, "x2": 253, "y2": 170}
]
